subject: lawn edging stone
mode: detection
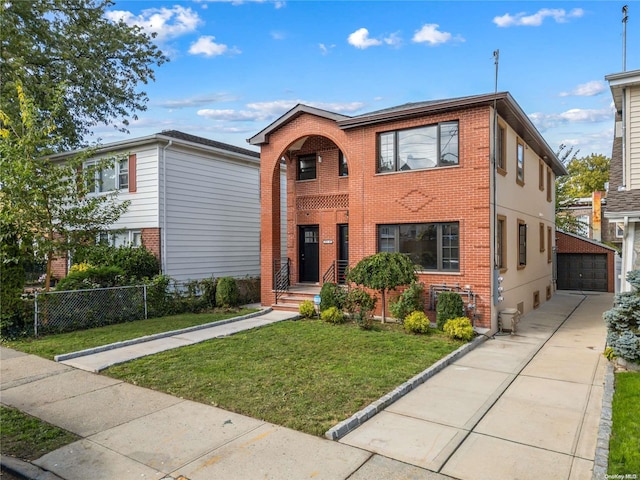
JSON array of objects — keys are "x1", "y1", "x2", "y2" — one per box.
[
  {"x1": 325, "y1": 334, "x2": 487, "y2": 441},
  {"x1": 53, "y1": 307, "x2": 272, "y2": 363}
]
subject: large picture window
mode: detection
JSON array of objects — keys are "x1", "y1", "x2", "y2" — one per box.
[
  {"x1": 378, "y1": 222, "x2": 459, "y2": 272},
  {"x1": 377, "y1": 121, "x2": 459, "y2": 173}
]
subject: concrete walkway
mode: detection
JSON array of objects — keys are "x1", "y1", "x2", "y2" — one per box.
[{"x1": 1, "y1": 292, "x2": 612, "y2": 480}]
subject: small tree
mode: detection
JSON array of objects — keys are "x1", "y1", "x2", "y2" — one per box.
[{"x1": 346, "y1": 252, "x2": 417, "y2": 323}]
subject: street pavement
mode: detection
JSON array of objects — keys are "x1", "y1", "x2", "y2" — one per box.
[{"x1": 0, "y1": 291, "x2": 612, "y2": 480}]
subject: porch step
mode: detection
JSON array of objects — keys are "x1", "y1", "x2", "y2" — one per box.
[{"x1": 272, "y1": 284, "x2": 322, "y2": 313}]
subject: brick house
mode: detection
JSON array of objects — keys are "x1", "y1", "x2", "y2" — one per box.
[
  {"x1": 605, "y1": 69, "x2": 640, "y2": 292},
  {"x1": 50, "y1": 130, "x2": 263, "y2": 282},
  {"x1": 249, "y1": 92, "x2": 566, "y2": 331}
]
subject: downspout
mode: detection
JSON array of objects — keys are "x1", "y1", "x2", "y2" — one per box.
[
  {"x1": 161, "y1": 140, "x2": 173, "y2": 274},
  {"x1": 491, "y1": 50, "x2": 501, "y2": 333}
]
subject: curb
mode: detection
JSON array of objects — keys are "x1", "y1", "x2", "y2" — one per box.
[
  {"x1": 1, "y1": 456, "x2": 64, "y2": 480},
  {"x1": 54, "y1": 307, "x2": 273, "y2": 362},
  {"x1": 592, "y1": 361, "x2": 614, "y2": 480},
  {"x1": 325, "y1": 334, "x2": 487, "y2": 440}
]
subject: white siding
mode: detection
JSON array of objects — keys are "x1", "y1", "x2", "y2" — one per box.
[
  {"x1": 163, "y1": 146, "x2": 261, "y2": 281},
  {"x1": 628, "y1": 86, "x2": 640, "y2": 190},
  {"x1": 109, "y1": 144, "x2": 160, "y2": 230}
]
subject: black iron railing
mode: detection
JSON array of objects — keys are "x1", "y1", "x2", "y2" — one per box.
[
  {"x1": 273, "y1": 258, "x2": 290, "y2": 304},
  {"x1": 322, "y1": 260, "x2": 349, "y2": 285}
]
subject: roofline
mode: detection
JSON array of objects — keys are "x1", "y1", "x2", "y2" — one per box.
[
  {"x1": 247, "y1": 104, "x2": 350, "y2": 145},
  {"x1": 48, "y1": 132, "x2": 260, "y2": 164},
  {"x1": 556, "y1": 229, "x2": 619, "y2": 253},
  {"x1": 605, "y1": 69, "x2": 640, "y2": 110}
]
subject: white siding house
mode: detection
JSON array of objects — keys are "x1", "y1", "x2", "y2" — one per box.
[{"x1": 51, "y1": 130, "x2": 267, "y2": 282}]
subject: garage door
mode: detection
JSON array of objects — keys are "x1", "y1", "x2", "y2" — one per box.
[{"x1": 557, "y1": 253, "x2": 608, "y2": 292}]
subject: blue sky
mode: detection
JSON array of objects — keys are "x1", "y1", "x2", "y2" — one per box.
[{"x1": 96, "y1": 1, "x2": 639, "y2": 157}]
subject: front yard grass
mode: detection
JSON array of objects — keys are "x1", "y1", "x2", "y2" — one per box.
[
  {"x1": 0, "y1": 406, "x2": 79, "y2": 461},
  {"x1": 105, "y1": 319, "x2": 464, "y2": 436},
  {"x1": 608, "y1": 371, "x2": 640, "y2": 476},
  {"x1": 3, "y1": 307, "x2": 258, "y2": 360}
]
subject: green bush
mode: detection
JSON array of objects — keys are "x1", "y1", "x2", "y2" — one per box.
[
  {"x1": 436, "y1": 292, "x2": 465, "y2": 330},
  {"x1": 319, "y1": 282, "x2": 346, "y2": 312},
  {"x1": 321, "y1": 306, "x2": 344, "y2": 324},
  {"x1": 200, "y1": 278, "x2": 217, "y2": 309},
  {"x1": 237, "y1": 276, "x2": 260, "y2": 304},
  {"x1": 390, "y1": 281, "x2": 425, "y2": 321},
  {"x1": 299, "y1": 300, "x2": 316, "y2": 318},
  {"x1": 73, "y1": 244, "x2": 159, "y2": 280},
  {"x1": 604, "y1": 270, "x2": 640, "y2": 363},
  {"x1": 55, "y1": 265, "x2": 125, "y2": 290},
  {"x1": 443, "y1": 317, "x2": 474, "y2": 341},
  {"x1": 216, "y1": 277, "x2": 241, "y2": 308},
  {"x1": 345, "y1": 288, "x2": 377, "y2": 330},
  {"x1": 403, "y1": 310, "x2": 431, "y2": 334}
]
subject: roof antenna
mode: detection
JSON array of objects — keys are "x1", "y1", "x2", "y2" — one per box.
[{"x1": 622, "y1": 5, "x2": 628, "y2": 71}]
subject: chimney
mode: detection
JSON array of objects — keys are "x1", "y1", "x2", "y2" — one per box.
[{"x1": 592, "y1": 191, "x2": 603, "y2": 241}]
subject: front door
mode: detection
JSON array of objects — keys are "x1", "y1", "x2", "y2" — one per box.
[
  {"x1": 338, "y1": 224, "x2": 349, "y2": 284},
  {"x1": 299, "y1": 225, "x2": 319, "y2": 282}
]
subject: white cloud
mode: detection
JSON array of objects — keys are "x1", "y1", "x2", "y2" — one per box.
[
  {"x1": 157, "y1": 94, "x2": 238, "y2": 109},
  {"x1": 529, "y1": 106, "x2": 614, "y2": 131},
  {"x1": 493, "y1": 8, "x2": 584, "y2": 27},
  {"x1": 412, "y1": 24, "x2": 454, "y2": 45},
  {"x1": 198, "y1": 100, "x2": 366, "y2": 122},
  {"x1": 106, "y1": 6, "x2": 202, "y2": 42},
  {"x1": 348, "y1": 28, "x2": 382, "y2": 49},
  {"x1": 384, "y1": 32, "x2": 402, "y2": 47},
  {"x1": 189, "y1": 36, "x2": 239, "y2": 57},
  {"x1": 559, "y1": 81, "x2": 606, "y2": 97},
  {"x1": 319, "y1": 43, "x2": 335, "y2": 55},
  {"x1": 195, "y1": 0, "x2": 285, "y2": 8}
]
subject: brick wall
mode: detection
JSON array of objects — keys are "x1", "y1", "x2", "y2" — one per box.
[{"x1": 142, "y1": 228, "x2": 161, "y2": 264}]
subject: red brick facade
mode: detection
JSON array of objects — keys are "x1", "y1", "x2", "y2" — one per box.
[{"x1": 142, "y1": 228, "x2": 162, "y2": 264}]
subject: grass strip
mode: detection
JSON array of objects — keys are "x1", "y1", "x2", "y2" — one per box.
[
  {"x1": 106, "y1": 319, "x2": 463, "y2": 436},
  {"x1": 3, "y1": 307, "x2": 258, "y2": 360},
  {"x1": 0, "y1": 406, "x2": 79, "y2": 461},
  {"x1": 608, "y1": 371, "x2": 640, "y2": 476}
]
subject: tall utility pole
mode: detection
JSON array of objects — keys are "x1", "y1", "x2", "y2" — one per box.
[{"x1": 622, "y1": 5, "x2": 628, "y2": 71}]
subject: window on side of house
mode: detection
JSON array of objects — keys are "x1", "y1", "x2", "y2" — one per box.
[
  {"x1": 539, "y1": 223, "x2": 545, "y2": 252},
  {"x1": 86, "y1": 156, "x2": 129, "y2": 193},
  {"x1": 539, "y1": 160, "x2": 545, "y2": 191},
  {"x1": 518, "y1": 219, "x2": 527, "y2": 268},
  {"x1": 297, "y1": 154, "x2": 317, "y2": 181},
  {"x1": 377, "y1": 222, "x2": 459, "y2": 272},
  {"x1": 98, "y1": 230, "x2": 141, "y2": 247},
  {"x1": 496, "y1": 215, "x2": 507, "y2": 271},
  {"x1": 516, "y1": 140, "x2": 525, "y2": 186},
  {"x1": 547, "y1": 226, "x2": 552, "y2": 263},
  {"x1": 546, "y1": 168, "x2": 552, "y2": 202},
  {"x1": 339, "y1": 150, "x2": 348, "y2": 177},
  {"x1": 496, "y1": 122, "x2": 506, "y2": 175},
  {"x1": 376, "y1": 121, "x2": 459, "y2": 173}
]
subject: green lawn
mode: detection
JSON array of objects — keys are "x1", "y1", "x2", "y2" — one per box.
[
  {"x1": 105, "y1": 319, "x2": 464, "y2": 436},
  {"x1": 0, "y1": 406, "x2": 79, "y2": 461},
  {"x1": 608, "y1": 371, "x2": 640, "y2": 476},
  {"x1": 3, "y1": 307, "x2": 258, "y2": 359}
]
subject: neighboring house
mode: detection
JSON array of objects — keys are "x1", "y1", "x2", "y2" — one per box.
[
  {"x1": 559, "y1": 191, "x2": 621, "y2": 249},
  {"x1": 556, "y1": 230, "x2": 617, "y2": 293},
  {"x1": 248, "y1": 92, "x2": 566, "y2": 331},
  {"x1": 605, "y1": 69, "x2": 640, "y2": 292},
  {"x1": 50, "y1": 130, "x2": 262, "y2": 282}
]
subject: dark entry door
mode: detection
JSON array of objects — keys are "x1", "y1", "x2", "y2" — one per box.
[
  {"x1": 299, "y1": 225, "x2": 319, "y2": 282},
  {"x1": 557, "y1": 253, "x2": 608, "y2": 292},
  {"x1": 338, "y1": 224, "x2": 349, "y2": 284}
]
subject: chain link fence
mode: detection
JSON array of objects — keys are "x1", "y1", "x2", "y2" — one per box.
[{"x1": 34, "y1": 285, "x2": 147, "y2": 336}]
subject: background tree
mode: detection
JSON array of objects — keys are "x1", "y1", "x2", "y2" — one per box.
[
  {"x1": 0, "y1": 84, "x2": 130, "y2": 290},
  {"x1": 0, "y1": 0, "x2": 167, "y2": 150},
  {"x1": 555, "y1": 145, "x2": 610, "y2": 235},
  {"x1": 346, "y1": 252, "x2": 417, "y2": 323}
]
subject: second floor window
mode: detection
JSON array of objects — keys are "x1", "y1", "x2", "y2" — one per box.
[
  {"x1": 87, "y1": 158, "x2": 129, "y2": 193},
  {"x1": 297, "y1": 154, "x2": 316, "y2": 180},
  {"x1": 339, "y1": 150, "x2": 348, "y2": 177},
  {"x1": 377, "y1": 121, "x2": 459, "y2": 173}
]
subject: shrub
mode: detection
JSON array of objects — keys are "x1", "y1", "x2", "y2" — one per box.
[
  {"x1": 443, "y1": 317, "x2": 475, "y2": 341},
  {"x1": 73, "y1": 244, "x2": 159, "y2": 280},
  {"x1": 345, "y1": 288, "x2": 377, "y2": 330},
  {"x1": 403, "y1": 310, "x2": 430, "y2": 334},
  {"x1": 390, "y1": 281, "x2": 425, "y2": 321},
  {"x1": 55, "y1": 265, "x2": 125, "y2": 290},
  {"x1": 237, "y1": 276, "x2": 260, "y2": 304},
  {"x1": 436, "y1": 292, "x2": 465, "y2": 330},
  {"x1": 69, "y1": 262, "x2": 92, "y2": 274},
  {"x1": 216, "y1": 277, "x2": 241, "y2": 308},
  {"x1": 200, "y1": 277, "x2": 217, "y2": 309},
  {"x1": 299, "y1": 300, "x2": 316, "y2": 318},
  {"x1": 604, "y1": 270, "x2": 640, "y2": 363},
  {"x1": 319, "y1": 282, "x2": 346, "y2": 312},
  {"x1": 321, "y1": 306, "x2": 344, "y2": 324}
]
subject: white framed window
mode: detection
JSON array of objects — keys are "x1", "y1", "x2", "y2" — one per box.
[
  {"x1": 616, "y1": 223, "x2": 624, "y2": 238},
  {"x1": 98, "y1": 230, "x2": 141, "y2": 247},
  {"x1": 86, "y1": 157, "x2": 129, "y2": 193}
]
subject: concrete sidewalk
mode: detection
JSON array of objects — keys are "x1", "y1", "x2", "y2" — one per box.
[{"x1": 1, "y1": 292, "x2": 612, "y2": 480}]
